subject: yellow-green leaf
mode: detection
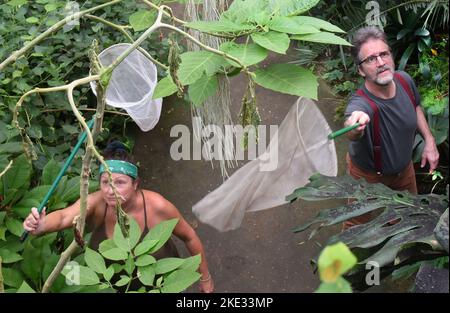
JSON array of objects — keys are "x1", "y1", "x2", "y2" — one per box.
[
  {"x1": 254, "y1": 63, "x2": 318, "y2": 99},
  {"x1": 188, "y1": 74, "x2": 218, "y2": 106},
  {"x1": 152, "y1": 76, "x2": 178, "y2": 99},
  {"x1": 292, "y1": 32, "x2": 352, "y2": 46},
  {"x1": 251, "y1": 31, "x2": 290, "y2": 54},
  {"x1": 318, "y1": 242, "x2": 357, "y2": 283}
]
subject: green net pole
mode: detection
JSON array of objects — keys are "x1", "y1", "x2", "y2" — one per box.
[
  {"x1": 328, "y1": 122, "x2": 361, "y2": 140},
  {"x1": 20, "y1": 119, "x2": 94, "y2": 242}
]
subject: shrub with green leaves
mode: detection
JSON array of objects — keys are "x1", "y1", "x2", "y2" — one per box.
[
  {"x1": 288, "y1": 173, "x2": 448, "y2": 291},
  {"x1": 61, "y1": 218, "x2": 201, "y2": 293}
]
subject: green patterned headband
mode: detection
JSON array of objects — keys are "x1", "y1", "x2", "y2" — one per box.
[{"x1": 99, "y1": 160, "x2": 138, "y2": 179}]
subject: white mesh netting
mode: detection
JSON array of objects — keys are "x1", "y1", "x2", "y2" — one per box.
[{"x1": 192, "y1": 97, "x2": 338, "y2": 231}]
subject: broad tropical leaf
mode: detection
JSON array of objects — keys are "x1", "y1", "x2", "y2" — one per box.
[
  {"x1": 154, "y1": 257, "x2": 185, "y2": 275},
  {"x1": 84, "y1": 247, "x2": 107, "y2": 274},
  {"x1": 251, "y1": 31, "x2": 290, "y2": 54},
  {"x1": 142, "y1": 218, "x2": 179, "y2": 253},
  {"x1": 185, "y1": 19, "x2": 254, "y2": 33},
  {"x1": 42, "y1": 159, "x2": 61, "y2": 186},
  {"x1": 269, "y1": 16, "x2": 319, "y2": 35},
  {"x1": 288, "y1": 174, "x2": 448, "y2": 267},
  {"x1": 1, "y1": 154, "x2": 31, "y2": 190},
  {"x1": 129, "y1": 10, "x2": 156, "y2": 32},
  {"x1": 220, "y1": 42, "x2": 268, "y2": 67},
  {"x1": 268, "y1": 0, "x2": 321, "y2": 16},
  {"x1": 291, "y1": 32, "x2": 352, "y2": 46},
  {"x1": 254, "y1": 64, "x2": 318, "y2": 99},
  {"x1": 178, "y1": 52, "x2": 226, "y2": 85},
  {"x1": 161, "y1": 270, "x2": 201, "y2": 293},
  {"x1": 292, "y1": 16, "x2": 346, "y2": 33},
  {"x1": 152, "y1": 76, "x2": 178, "y2": 99},
  {"x1": 188, "y1": 74, "x2": 218, "y2": 106}
]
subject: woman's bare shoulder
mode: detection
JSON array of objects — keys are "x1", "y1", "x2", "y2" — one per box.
[{"x1": 141, "y1": 190, "x2": 167, "y2": 209}]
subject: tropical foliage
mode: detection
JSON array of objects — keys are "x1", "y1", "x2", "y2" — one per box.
[{"x1": 288, "y1": 173, "x2": 449, "y2": 290}]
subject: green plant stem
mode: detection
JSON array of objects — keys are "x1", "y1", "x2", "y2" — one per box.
[
  {"x1": 0, "y1": 0, "x2": 123, "y2": 71},
  {"x1": 0, "y1": 160, "x2": 13, "y2": 179},
  {"x1": 84, "y1": 14, "x2": 169, "y2": 70}
]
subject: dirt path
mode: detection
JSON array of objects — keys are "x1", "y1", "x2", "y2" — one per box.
[{"x1": 131, "y1": 45, "x2": 352, "y2": 292}]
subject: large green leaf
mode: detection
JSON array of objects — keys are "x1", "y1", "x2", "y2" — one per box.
[
  {"x1": 138, "y1": 265, "x2": 155, "y2": 286},
  {"x1": 124, "y1": 254, "x2": 135, "y2": 276},
  {"x1": 268, "y1": 0, "x2": 321, "y2": 16},
  {"x1": 16, "y1": 281, "x2": 36, "y2": 293},
  {"x1": 185, "y1": 19, "x2": 254, "y2": 33},
  {"x1": 178, "y1": 52, "x2": 226, "y2": 85},
  {"x1": 60, "y1": 177, "x2": 81, "y2": 203},
  {"x1": 253, "y1": 64, "x2": 318, "y2": 99},
  {"x1": 84, "y1": 247, "x2": 107, "y2": 274},
  {"x1": 398, "y1": 43, "x2": 415, "y2": 71},
  {"x1": 20, "y1": 185, "x2": 51, "y2": 204},
  {"x1": 12, "y1": 197, "x2": 40, "y2": 219},
  {"x1": 100, "y1": 247, "x2": 128, "y2": 261},
  {"x1": 129, "y1": 10, "x2": 157, "y2": 32},
  {"x1": 42, "y1": 159, "x2": 61, "y2": 185},
  {"x1": 111, "y1": 217, "x2": 142, "y2": 253},
  {"x1": 152, "y1": 76, "x2": 178, "y2": 100},
  {"x1": 2, "y1": 267, "x2": 24, "y2": 288},
  {"x1": 161, "y1": 270, "x2": 201, "y2": 293},
  {"x1": 61, "y1": 265, "x2": 100, "y2": 286},
  {"x1": 291, "y1": 32, "x2": 352, "y2": 46},
  {"x1": 5, "y1": 217, "x2": 24, "y2": 237},
  {"x1": 289, "y1": 174, "x2": 448, "y2": 268},
  {"x1": 142, "y1": 218, "x2": 179, "y2": 254},
  {"x1": 220, "y1": 42, "x2": 268, "y2": 67},
  {"x1": 7, "y1": 0, "x2": 27, "y2": 7},
  {"x1": 112, "y1": 221, "x2": 137, "y2": 253},
  {"x1": 1, "y1": 154, "x2": 31, "y2": 190},
  {"x1": 135, "y1": 254, "x2": 156, "y2": 267},
  {"x1": 269, "y1": 16, "x2": 319, "y2": 35},
  {"x1": 251, "y1": 31, "x2": 290, "y2": 54},
  {"x1": 221, "y1": 0, "x2": 270, "y2": 24},
  {"x1": 134, "y1": 239, "x2": 158, "y2": 256},
  {"x1": 292, "y1": 16, "x2": 346, "y2": 33},
  {"x1": 0, "y1": 142, "x2": 24, "y2": 154},
  {"x1": 0, "y1": 249, "x2": 23, "y2": 263},
  {"x1": 154, "y1": 257, "x2": 185, "y2": 275},
  {"x1": 188, "y1": 74, "x2": 218, "y2": 107},
  {"x1": 179, "y1": 254, "x2": 201, "y2": 272},
  {"x1": 99, "y1": 239, "x2": 128, "y2": 261}
]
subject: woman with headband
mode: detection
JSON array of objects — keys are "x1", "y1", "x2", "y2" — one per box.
[{"x1": 22, "y1": 141, "x2": 214, "y2": 293}]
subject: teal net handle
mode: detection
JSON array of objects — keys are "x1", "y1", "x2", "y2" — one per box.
[
  {"x1": 328, "y1": 122, "x2": 361, "y2": 140},
  {"x1": 20, "y1": 119, "x2": 94, "y2": 242}
]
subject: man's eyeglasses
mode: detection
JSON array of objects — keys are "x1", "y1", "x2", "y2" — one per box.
[{"x1": 359, "y1": 51, "x2": 391, "y2": 65}]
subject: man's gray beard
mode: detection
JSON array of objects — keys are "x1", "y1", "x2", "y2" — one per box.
[{"x1": 375, "y1": 70, "x2": 394, "y2": 86}]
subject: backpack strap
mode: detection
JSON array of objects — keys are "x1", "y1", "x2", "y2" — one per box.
[
  {"x1": 394, "y1": 72, "x2": 417, "y2": 108},
  {"x1": 356, "y1": 89, "x2": 382, "y2": 174}
]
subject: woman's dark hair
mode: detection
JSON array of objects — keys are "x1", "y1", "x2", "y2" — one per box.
[
  {"x1": 351, "y1": 26, "x2": 389, "y2": 66},
  {"x1": 102, "y1": 140, "x2": 135, "y2": 164}
]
